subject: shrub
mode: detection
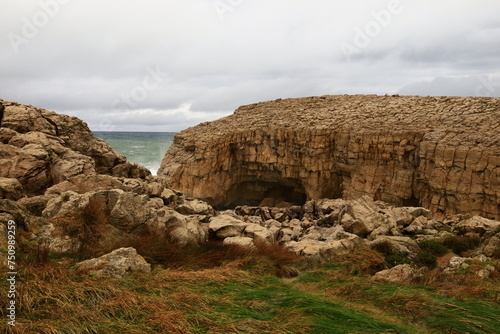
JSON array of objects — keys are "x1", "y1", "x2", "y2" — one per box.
[
  {"x1": 418, "y1": 240, "x2": 448, "y2": 256},
  {"x1": 415, "y1": 250, "x2": 437, "y2": 268},
  {"x1": 443, "y1": 236, "x2": 481, "y2": 255},
  {"x1": 385, "y1": 251, "x2": 412, "y2": 267},
  {"x1": 372, "y1": 241, "x2": 411, "y2": 267}
]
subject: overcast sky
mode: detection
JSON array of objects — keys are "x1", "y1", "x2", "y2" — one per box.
[{"x1": 1, "y1": 0, "x2": 500, "y2": 132}]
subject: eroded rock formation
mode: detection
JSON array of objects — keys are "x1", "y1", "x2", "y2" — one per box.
[
  {"x1": 0, "y1": 99, "x2": 150, "y2": 195},
  {"x1": 158, "y1": 95, "x2": 500, "y2": 219}
]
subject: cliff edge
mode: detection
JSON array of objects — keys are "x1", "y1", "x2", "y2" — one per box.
[{"x1": 158, "y1": 95, "x2": 500, "y2": 219}]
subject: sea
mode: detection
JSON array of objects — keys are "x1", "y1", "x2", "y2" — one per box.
[{"x1": 93, "y1": 132, "x2": 176, "y2": 176}]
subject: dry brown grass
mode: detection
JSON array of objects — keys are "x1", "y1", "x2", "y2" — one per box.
[{"x1": 334, "y1": 245, "x2": 387, "y2": 275}]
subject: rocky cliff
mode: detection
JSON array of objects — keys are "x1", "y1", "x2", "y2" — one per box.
[
  {"x1": 0, "y1": 99, "x2": 150, "y2": 196},
  {"x1": 158, "y1": 95, "x2": 500, "y2": 219}
]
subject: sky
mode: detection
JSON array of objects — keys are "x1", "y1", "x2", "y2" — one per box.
[{"x1": 1, "y1": 0, "x2": 500, "y2": 132}]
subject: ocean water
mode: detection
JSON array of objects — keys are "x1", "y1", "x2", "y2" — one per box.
[{"x1": 94, "y1": 131, "x2": 175, "y2": 175}]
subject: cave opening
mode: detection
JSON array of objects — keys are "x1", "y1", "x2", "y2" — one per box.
[{"x1": 214, "y1": 180, "x2": 307, "y2": 210}]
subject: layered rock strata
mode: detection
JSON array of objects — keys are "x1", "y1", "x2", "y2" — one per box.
[{"x1": 158, "y1": 95, "x2": 500, "y2": 219}]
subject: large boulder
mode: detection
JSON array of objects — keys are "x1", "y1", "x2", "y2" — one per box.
[
  {"x1": 209, "y1": 214, "x2": 247, "y2": 239},
  {"x1": 75, "y1": 247, "x2": 151, "y2": 278},
  {"x1": 340, "y1": 196, "x2": 395, "y2": 238},
  {"x1": 372, "y1": 264, "x2": 424, "y2": 283},
  {"x1": 0, "y1": 177, "x2": 23, "y2": 200},
  {"x1": 369, "y1": 236, "x2": 421, "y2": 260},
  {"x1": 453, "y1": 216, "x2": 500, "y2": 236}
]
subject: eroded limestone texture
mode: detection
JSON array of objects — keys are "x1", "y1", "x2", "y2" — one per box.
[{"x1": 158, "y1": 95, "x2": 500, "y2": 219}]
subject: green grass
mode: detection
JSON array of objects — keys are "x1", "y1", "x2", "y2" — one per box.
[{"x1": 1, "y1": 244, "x2": 499, "y2": 334}]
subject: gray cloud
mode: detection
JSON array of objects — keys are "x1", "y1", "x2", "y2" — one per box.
[{"x1": 1, "y1": 0, "x2": 499, "y2": 131}]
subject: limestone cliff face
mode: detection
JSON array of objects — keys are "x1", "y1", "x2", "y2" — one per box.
[{"x1": 158, "y1": 95, "x2": 500, "y2": 219}]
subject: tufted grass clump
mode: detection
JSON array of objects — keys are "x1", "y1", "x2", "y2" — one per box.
[
  {"x1": 418, "y1": 239, "x2": 448, "y2": 257},
  {"x1": 443, "y1": 235, "x2": 481, "y2": 255},
  {"x1": 371, "y1": 241, "x2": 411, "y2": 268}
]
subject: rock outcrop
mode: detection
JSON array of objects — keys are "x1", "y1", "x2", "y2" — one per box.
[
  {"x1": 0, "y1": 99, "x2": 214, "y2": 256},
  {"x1": 0, "y1": 99, "x2": 150, "y2": 196},
  {"x1": 158, "y1": 95, "x2": 500, "y2": 219}
]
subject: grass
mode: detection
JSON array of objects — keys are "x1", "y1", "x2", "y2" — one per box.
[
  {"x1": 0, "y1": 243, "x2": 499, "y2": 333},
  {"x1": 443, "y1": 235, "x2": 481, "y2": 255}
]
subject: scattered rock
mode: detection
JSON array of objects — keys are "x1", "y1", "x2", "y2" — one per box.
[
  {"x1": 372, "y1": 264, "x2": 424, "y2": 283},
  {"x1": 75, "y1": 247, "x2": 151, "y2": 278}
]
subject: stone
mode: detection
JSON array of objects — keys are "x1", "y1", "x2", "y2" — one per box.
[
  {"x1": 454, "y1": 216, "x2": 500, "y2": 236},
  {"x1": 0, "y1": 177, "x2": 23, "y2": 200},
  {"x1": 169, "y1": 216, "x2": 207, "y2": 246},
  {"x1": 479, "y1": 235, "x2": 500, "y2": 258},
  {"x1": 372, "y1": 264, "x2": 423, "y2": 283},
  {"x1": 223, "y1": 236, "x2": 254, "y2": 248},
  {"x1": 384, "y1": 207, "x2": 414, "y2": 227},
  {"x1": 209, "y1": 214, "x2": 247, "y2": 239},
  {"x1": 244, "y1": 223, "x2": 274, "y2": 243},
  {"x1": 75, "y1": 247, "x2": 151, "y2": 278},
  {"x1": 446, "y1": 256, "x2": 469, "y2": 270},
  {"x1": 285, "y1": 238, "x2": 357, "y2": 259},
  {"x1": 17, "y1": 195, "x2": 53, "y2": 216},
  {"x1": 158, "y1": 95, "x2": 500, "y2": 219},
  {"x1": 476, "y1": 265, "x2": 495, "y2": 279},
  {"x1": 45, "y1": 174, "x2": 129, "y2": 196},
  {"x1": 369, "y1": 236, "x2": 421, "y2": 260},
  {"x1": 404, "y1": 216, "x2": 429, "y2": 234},
  {"x1": 340, "y1": 196, "x2": 392, "y2": 238},
  {"x1": 278, "y1": 228, "x2": 299, "y2": 243},
  {"x1": 176, "y1": 199, "x2": 216, "y2": 216}
]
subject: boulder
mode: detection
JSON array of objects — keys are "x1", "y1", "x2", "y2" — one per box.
[
  {"x1": 476, "y1": 265, "x2": 495, "y2": 279},
  {"x1": 169, "y1": 216, "x2": 207, "y2": 246},
  {"x1": 285, "y1": 238, "x2": 358, "y2": 260},
  {"x1": 0, "y1": 177, "x2": 23, "y2": 200},
  {"x1": 369, "y1": 236, "x2": 421, "y2": 260},
  {"x1": 404, "y1": 216, "x2": 430, "y2": 234},
  {"x1": 340, "y1": 196, "x2": 392, "y2": 238},
  {"x1": 176, "y1": 198, "x2": 216, "y2": 216},
  {"x1": 454, "y1": 216, "x2": 500, "y2": 236},
  {"x1": 479, "y1": 235, "x2": 500, "y2": 257},
  {"x1": 314, "y1": 198, "x2": 346, "y2": 219},
  {"x1": 209, "y1": 214, "x2": 247, "y2": 239},
  {"x1": 244, "y1": 223, "x2": 274, "y2": 243},
  {"x1": 383, "y1": 207, "x2": 414, "y2": 227},
  {"x1": 223, "y1": 236, "x2": 254, "y2": 248},
  {"x1": 372, "y1": 264, "x2": 423, "y2": 283},
  {"x1": 75, "y1": 247, "x2": 151, "y2": 278}
]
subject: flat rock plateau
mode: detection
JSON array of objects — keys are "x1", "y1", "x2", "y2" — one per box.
[{"x1": 159, "y1": 95, "x2": 500, "y2": 220}]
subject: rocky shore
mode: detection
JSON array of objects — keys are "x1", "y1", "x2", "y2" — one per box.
[{"x1": 1, "y1": 98, "x2": 499, "y2": 283}]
